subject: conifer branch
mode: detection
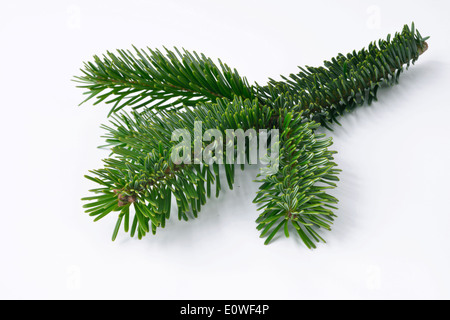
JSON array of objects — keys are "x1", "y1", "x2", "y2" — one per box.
[
  {"x1": 84, "y1": 98, "x2": 274, "y2": 239},
  {"x1": 254, "y1": 113, "x2": 340, "y2": 247},
  {"x1": 257, "y1": 23, "x2": 429, "y2": 128},
  {"x1": 77, "y1": 23, "x2": 429, "y2": 247},
  {"x1": 74, "y1": 47, "x2": 254, "y2": 116}
]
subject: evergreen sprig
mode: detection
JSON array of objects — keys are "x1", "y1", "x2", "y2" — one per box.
[
  {"x1": 74, "y1": 47, "x2": 254, "y2": 116},
  {"x1": 254, "y1": 113, "x2": 340, "y2": 247},
  {"x1": 257, "y1": 23, "x2": 429, "y2": 129},
  {"x1": 76, "y1": 23, "x2": 428, "y2": 247},
  {"x1": 84, "y1": 97, "x2": 271, "y2": 239}
]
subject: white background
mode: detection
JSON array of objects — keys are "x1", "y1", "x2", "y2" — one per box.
[{"x1": 1, "y1": 0, "x2": 449, "y2": 300}]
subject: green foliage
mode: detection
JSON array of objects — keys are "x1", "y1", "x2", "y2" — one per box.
[
  {"x1": 257, "y1": 23, "x2": 429, "y2": 129},
  {"x1": 84, "y1": 97, "x2": 274, "y2": 239},
  {"x1": 76, "y1": 23, "x2": 428, "y2": 247},
  {"x1": 254, "y1": 113, "x2": 340, "y2": 248},
  {"x1": 74, "y1": 47, "x2": 254, "y2": 116}
]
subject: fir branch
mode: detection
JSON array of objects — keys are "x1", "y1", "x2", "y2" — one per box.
[
  {"x1": 77, "y1": 23, "x2": 429, "y2": 247},
  {"x1": 74, "y1": 47, "x2": 255, "y2": 116},
  {"x1": 257, "y1": 23, "x2": 429, "y2": 128},
  {"x1": 83, "y1": 97, "x2": 340, "y2": 246},
  {"x1": 254, "y1": 112, "x2": 340, "y2": 247},
  {"x1": 83, "y1": 98, "x2": 274, "y2": 239}
]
